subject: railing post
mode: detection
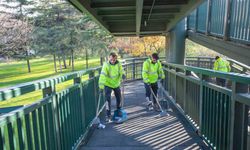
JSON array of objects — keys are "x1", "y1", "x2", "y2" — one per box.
[
  {"x1": 242, "y1": 68, "x2": 247, "y2": 74},
  {"x1": 74, "y1": 77, "x2": 86, "y2": 129},
  {"x1": 197, "y1": 57, "x2": 200, "y2": 67},
  {"x1": 173, "y1": 67, "x2": 177, "y2": 100},
  {"x1": 229, "y1": 60, "x2": 233, "y2": 72},
  {"x1": 223, "y1": 0, "x2": 231, "y2": 41},
  {"x1": 195, "y1": 9, "x2": 198, "y2": 32},
  {"x1": 184, "y1": 70, "x2": 192, "y2": 112},
  {"x1": 209, "y1": 57, "x2": 213, "y2": 69},
  {"x1": 230, "y1": 82, "x2": 248, "y2": 150},
  {"x1": 42, "y1": 86, "x2": 55, "y2": 98},
  {"x1": 74, "y1": 77, "x2": 81, "y2": 84},
  {"x1": 89, "y1": 70, "x2": 95, "y2": 79},
  {"x1": 43, "y1": 85, "x2": 61, "y2": 150},
  {"x1": 132, "y1": 59, "x2": 135, "y2": 80},
  {"x1": 168, "y1": 66, "x2": 171, "y2": 98},
  {"x1": 100, "y1": 57, "x2": 104, "y2": 66},
  {"x1": 206, "y1": 0, "x2": 212, "y2": 35},
  {"x1": 199, "y1": 74, "x2": 209, "y2": 134}
]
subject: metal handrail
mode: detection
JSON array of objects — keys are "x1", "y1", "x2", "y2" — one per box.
[
  {"x1": 161, "y1": 61, "x2": 250, "y2": 150},
  {"x1": 0, "y1": 60, "x2": 144, "y2": 150},
  {"x1": 0, "y1": 57, "x2": 249, "y2": 150},
  {"x1": 185, "y1": 56, "x2": 250, "y2": 75}
]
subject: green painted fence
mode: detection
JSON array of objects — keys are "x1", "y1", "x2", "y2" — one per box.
[
  {"x1": 162, "y1": 62, "x2": 250, "y2": 150},
  {"x1": 185, "y1": 56, "x2": 250, "y2": 75},
  {"x1": 0, "y1": 60, "x2": 144, "y2": 150},
  {"x1": 0, "y1": 67, "x2": 104, "y2": 150},
  {"x1": 0, "y1": 58, "x2": 249, "y2": 150}
]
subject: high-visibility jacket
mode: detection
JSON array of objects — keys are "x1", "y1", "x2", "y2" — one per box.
[
  {"x1": 99, "y1": 61, "x2": 124, "y2": 89},
  {"x1": 213, "y1": 57, "x2": 231, "y2": 72},
  {"x1": 142, "y1": 58, "x2": 165, "y2": 83}
]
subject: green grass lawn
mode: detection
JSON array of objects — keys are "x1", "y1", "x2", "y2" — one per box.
[{"x1": 0, "y1": 57, "x2": 100, "y2": 108}]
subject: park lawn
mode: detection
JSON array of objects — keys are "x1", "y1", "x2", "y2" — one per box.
[{"x1": 0, "y1": 57, "x2": 100, "y2": 108}]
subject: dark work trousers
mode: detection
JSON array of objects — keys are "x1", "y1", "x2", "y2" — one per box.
[
  {"x1": 216, "y1": 78, "x2": 226, "y2": 87},
  {"x1": 104, "y1": 86, "x2": 121, "y2": 117},
  {"x1": 144, "y1": 82, "x2": 158, "y2": 104}
]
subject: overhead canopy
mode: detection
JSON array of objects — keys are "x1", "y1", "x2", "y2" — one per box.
[{"x1": 69, "y1": 0, "x2": 203, "y2": 36}]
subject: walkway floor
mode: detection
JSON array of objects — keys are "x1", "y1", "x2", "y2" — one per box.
[{"x1": 79, "y1": 81, "x2": 210, "y2": 150}]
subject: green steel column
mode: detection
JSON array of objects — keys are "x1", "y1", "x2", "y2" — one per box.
[{"x1": 167, "y1": 19, "x2": 186, "y2": 64}]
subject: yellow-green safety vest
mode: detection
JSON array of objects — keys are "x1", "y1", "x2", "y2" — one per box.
[
  {"x1": 213, "y1": 58, "x2": 231, "y2": 72},
  {"x1": 99, "y1": 61, "x2": 124, "y2": 89},
  {"x1": 142, "y1": 58, "x2": 165, "y2": 83}
]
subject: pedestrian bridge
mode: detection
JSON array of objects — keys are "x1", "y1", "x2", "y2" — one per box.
[
  {"x1": 1, "y1": 0, "x2": 250, "y2": 149},
  {"x1": 0, "y1": 59, "x2": 249, "y2": 150}
]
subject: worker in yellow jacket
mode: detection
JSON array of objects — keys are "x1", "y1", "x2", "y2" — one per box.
[
  {"x1": 142, "y1": 53, "x2": 165, "y2": 111},
  {"x1": 99, "y1": 52, "x2": 125, "y2": 120},
  {"x1": 213, "y1": 56, "x2": 231, "y2": 87}
]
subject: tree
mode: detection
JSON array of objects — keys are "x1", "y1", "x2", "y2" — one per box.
[
  {"x1": 1, "y1": 0, "x2": 114, "y2": 73},
  {"x1": 115, "y1": 36, "x2": 166, "y2": 57},
  {"x1": 0, "y1": 0, "x2": 35, "y2": 72}
]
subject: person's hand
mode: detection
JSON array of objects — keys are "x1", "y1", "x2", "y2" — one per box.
[
  {"x1": 99, "y1": 89, "x2": 103, "y2": 94},
  {"x1": 122, "y1": 74, "x2": 126, "y2": 80}
]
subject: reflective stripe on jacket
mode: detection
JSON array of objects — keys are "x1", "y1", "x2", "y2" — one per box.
[
  {"x1": 142, "y1": 58, "x2": 165, "y2": 83},
  {"x1": 98, "y1": 61, "x2": 124, "y2": 89}
]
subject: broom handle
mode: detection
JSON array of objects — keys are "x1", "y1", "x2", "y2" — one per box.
[
  {"x1": 158, "y1": 81, "x2": 169, "y2": 110},
  {"x1": 150, "y1": 86, "x2": 163, "y2": 111},
  {"x1": 121, "y1": 80, "x2": 124, "y2": 108}
]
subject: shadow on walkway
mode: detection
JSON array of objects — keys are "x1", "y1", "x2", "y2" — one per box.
[{"x1": 79, "y1": 81, "x2": 211, "y2": 150}]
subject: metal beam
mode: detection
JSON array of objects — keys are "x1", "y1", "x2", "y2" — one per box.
[
  {"x1": 144, "y1": 0, "x2": 188, "y2": 5},
  {"x1": 136, "y1": 0, "x2": 143, "y2": 36},
  {"x1": 142, "y1": 13, "x2": 174, "y2": 18},
  {"x1": 102, "y1": 16, "x2": 135, "y2": 20},
  {"x1": 113, "y1": 30, "x2": 167, "y2": 36},
  {"x1": 91, "y1": 1, "x2": 135, "y2": 8},
  {"x1": 99, "y1": 14, "x2": 135, "y2": 17},
  {"x1": 205, "y1": 0, "x2": 211, "y2": 35},
  {"x1": 106, "y1": 19, "x2": 169, "y2": 23},
  {"x1": 69, "y1": 0, "x2": 110, "y2": 32},
  {"x1": 144, "y1": 5, "x2": 183, "y2": 9},
  {"x1": 223, "y1": 0, "x2": 231, "y2": 41},
  {"x1": 94, "y1": 7, "x2": 135, "y2": 11},
  {"x1": 106, "y1": 20, "x2": 135, "y2": 23},
  {"x1": 97, "y1": 10, "x2": 135, "y2": 16},
  {"x1": 143, "y1": 8, "x2": 180, "y2": 13},
  {"x1": 187, "y1": 31, "x2": 250, "y2": 65},
  {"x1": 165, "y1": 0, "x2": 203, "y2": 32}
]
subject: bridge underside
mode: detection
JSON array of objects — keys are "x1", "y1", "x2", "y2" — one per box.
[
  {"x1": 187, "y1": 31, "x2": 250, "y2": 65},
  {"x1": 79, "y1": 81, "x2": 210, "y2": 149},
  {"x1": 69, "y1": 0, "x2": 203, "y2": 36}
]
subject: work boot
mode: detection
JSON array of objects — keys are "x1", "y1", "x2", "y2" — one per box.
[
  {"x1": 145, "y1": 97, "x2": 153, "y2": 111},
  {"x1": 105, "y1": 115, "x2": 112, "y2": 123},
  {"x1": 145, "y1": 97, "x2": 152, "y2": 105},
  {"x1": 148, "y1": 104, "x2": 154, "y2": 111}
]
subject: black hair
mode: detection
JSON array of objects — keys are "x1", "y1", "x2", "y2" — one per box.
[
  {"x1": 152, "y1": 53, "x2": 159, "y2": 60},
  {"x1": 215, "y1": 56, "x2": 220, "y2": 60},
  {"x1": 109, "y1": 52, "x2": 117, "y2": 57}
]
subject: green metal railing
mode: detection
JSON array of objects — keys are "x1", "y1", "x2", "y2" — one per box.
[
  {"x1": 0, "y1": 60, "x2": 144, "y2": 150},
  {"x1": 0, "y1": 58, "x2": 249, "y2": 150},
  {"x1": 162, "y1": 62, "x2": 250, "y2": 150},
  {"x1": 186, "y1": 57, "x2": 250, "y2": 75},
  {"x1": 188, "y1": 0, "x2": 250, "y2": 43},
  {"x1": 0, "y1": 67, "x2": 104, "y2": 150}
]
